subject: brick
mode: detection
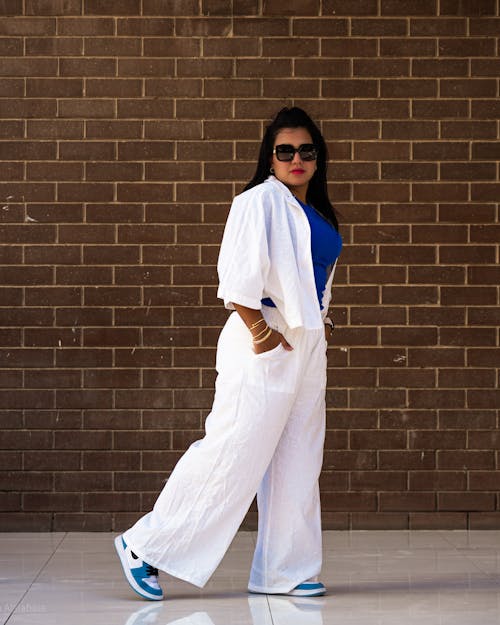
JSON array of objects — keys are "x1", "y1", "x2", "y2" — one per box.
[
  {"x1": 410, "y1": 512, "x2": 467, "y2": 529},
  {"x1": 56, "y1": 266, "x2": 112, "y2": 285},
  {"x1": 83, "y1": 492, "x2": 138, "y2": 512},
  {"x1": 472, "y1": 141, "x2": 500, "y2": 160},
  {"x1": 0, "y1": 389, "x2": 55, "y2": 410},
  {"x1": 382, "y1": 120, "x2": 438, "y2": 139},
  {"x1": 468, "y1": 390, "x2": 500, "y2": 410},
  {"x1": 354, "y1": 59, "x2": 410, "y2": 77},
  {"x1": 409, "y1": 307, "x2": 465, "y2": 326},
  {"x1": 439, "y1": 204, "x2": 495, "y2": 222},
  {"x1": 441, "y1": 284, "x2": 496, "y2": 305},
  {"x1": 26, "y1": 162, "x2": 83, "y2": 181},
  {"x1": 60, "y1": 57, "x2": 116, "y2": 77},
  {"x1": 176, "y1": 99, "x2": 232, "y2": 120},
  {"x1": 142, "y1": 0, "x2": 199, "y2": 15},
  {"x1": 467, "y1": 308, "x2": 500, "y2": 326},
  {"x1": 117, "y1": 183, "x2": 174, "y2": 203},
  {"x1": 83, "y1": 245, "x2": 140, "y2": 265},
  {"x1": 353, "y1": 183, "x2": 410, "y2": 202},
  {"x1": 145, "y1": 120, "x2": 202, "y2": 140},
  {"x1": 323, "y1": 37, "x2": 377, "y2": 57},
  {"x1": 85, "y1": 0, "x2": 140, "y2": 14},
  {"x1": 380, "y1": 492, "x2": 436, "y2": 511},
  {"x1": 412, "y1": 183, "x2": 468, "y2": 202},
  {"x1": 411, "y1": 18, "x2": 465, "y2": 35},
  {"x1": 85, "y1": 161, "x2": 143, "y2": 181},
  {"x1": 381, "y1": 38, "x2": 436, "y2": 56},
  {"x1": 410, "y1": 471, "x2": 466, "y2": 491},
  {"x1": 0, "y1": 371, "x2": 22, "y2": 388},
  {"x1": 352, "y1": 512, "x2": 409, "y2": 530},
  {"x1": 439, "y1": 328, "x2": 496, "y2": 347},
  {"x1": 56, "y1": 307, "x2": 112, "y2": 327},
  {"x1": 382, "y1": 0, "x2": 437, "y2": 14},
  {"x1": 294, "y1": 18, "x2": 348, "y2": 36},
  {"x1": 56, "y1": 348, "x2": 113, "y2": 368},
  {"x1": 0, "y1": 58, "x2": 58, "y2": 77},
  {"x1": 441, "y1": 120, "x2": 497, "y2": 139},
  {"x1": 409, "y1": 265, "x2": 464, "y2": 284},
  {"x1": 114, "y1": 307, "x2": 172, "y2": 325},
  {"x1": 383, "y1": 286, "x2": 438, "y2": 305},
  {"x1": 24, "y1": 328, "x2": 80, "y2": 348},
  {"x1": 440, "y1": 0, "x2": 496, "y2": 15},
  {"x1": 470, "y1": 17, "x2": 500, "y2": 35},
  {"x1": 114, "y1": 347, "x2": 172, "y2": 368},
  {"x1": 379, "y1": 451, "x2": 436, "y2": 470},
  {"x1": 438, "y1": 450, "x2": 495, "y2": 470},
  {"x1": 27, "y1": 119, "x2": 83, "y2": 139},
  {"x1": 469, "y1": 472, "x2": 500, "y2": 491},
  {"x1": 413, "y1": 142, "x2": 468, "y2": 160},
  {"x1": 118, "y1": 141, "x2": 175, "y2": 161},
  {"x1": 350, "y1": 430, "x2": 406, "y2": 450},
  {"x1": 323, "y1": 0, "x2": 377, "y2": 15},
  {"x1": 470, "y1": 224, "x2": 500, "y2": 242},
  {"x1": 323, "y1": 450, "x2": 377, "y2": 470},
  {"x1": 264, "y1": 0, "x2": 318, "y2": 14},
  {"x1": 177, "y1": 17, "x2": 231, "y2": 36},
  {"x1": 236, "y1": 58, "x2": 292, "y2": 78},
  {"x1": 409, "y1": 348, "x2": 465, "y2": 368},
  {"x1": 469, "y1": 513, "x2": 500, "y2": 530},
  {"x1": 324, "y1": 79, "x2": 378, "y2": 98},
  {"x1": 439, "y1": 245, "x2": 495, "y2": 264},
  {"x1": 409, "y1": 389, "x2": 466, "y2": 409},
  {"x1": 379, "y1": 369, "x2": 436, "y2": 389},
  {"x1": 468, "y1": 430, "x2": 500, "y2": 450},
  {"x1": 295, "y1": 58, "x2": 350, "y2": 77},
  {"x1": 0, "y1": 37, "x2": 23, "y2": 55},
  {"x1": 350, "y1": 387, "x2": 407, "y2": 408},
  {"x1": 439, "y1": 492, "x2": 495, "y2": 511},
  {"x1": 351, "y1": 471, "x2": 407, "y2": 491},
  {"x1": 177, "y1": 58, "x2": 232, "y2": 77}
]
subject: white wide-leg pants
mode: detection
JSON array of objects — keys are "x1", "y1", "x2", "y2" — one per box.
[{"x1": 123, "y1": 307, "x2": 328, "y2": 593}]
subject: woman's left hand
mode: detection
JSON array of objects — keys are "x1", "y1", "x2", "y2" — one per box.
[{"x1": 324, "y1": 324, "x2": 332, "y2": 342}]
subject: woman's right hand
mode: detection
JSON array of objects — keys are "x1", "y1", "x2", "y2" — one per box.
[{"x1": 253, "y1": 328, "x2": 293, "y2": 355}]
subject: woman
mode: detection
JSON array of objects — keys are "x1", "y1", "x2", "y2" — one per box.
[{"x1": 115, "y1": 106, "x2": 343, "y2": 601}]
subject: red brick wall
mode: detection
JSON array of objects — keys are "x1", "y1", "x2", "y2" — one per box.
[{"x1": 1, "y1": 1, "x2": 499, "y2": 531}]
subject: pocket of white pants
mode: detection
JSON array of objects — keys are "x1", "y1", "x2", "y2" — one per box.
[{"x1": 253, "y1": 342, "x2": 286, "y2": 360}]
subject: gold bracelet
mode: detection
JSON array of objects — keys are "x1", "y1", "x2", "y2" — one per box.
[
  {"x1": 253, "y1": 327, "x2": 273, "y2": 344},
  {"x1": 250, "y1": 317, "x2": 266, "y2": 330},
  {"x1": 252, "y1": 325, "x2": 270, "y2": 340}
]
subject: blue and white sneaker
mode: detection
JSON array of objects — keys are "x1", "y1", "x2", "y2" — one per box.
[
  {"x1": 114, "y1": 535, "x2": 164, "y2": 601},
  {"x1": 287, "y1": 581, "x2": 326, "y2": 597}
]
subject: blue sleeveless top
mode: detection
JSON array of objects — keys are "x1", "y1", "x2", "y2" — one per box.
[{"x1": 262, "y1": 197, "x2": 342, "y2": 311}]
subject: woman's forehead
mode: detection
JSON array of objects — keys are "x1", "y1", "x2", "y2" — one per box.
[{"x1": 274, "y1": 127, "x2": 313, "y2": 145}]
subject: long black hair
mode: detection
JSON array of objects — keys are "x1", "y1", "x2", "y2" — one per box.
[{"x1": 243, "y1": 106, "x2": 339, "y2": 231}]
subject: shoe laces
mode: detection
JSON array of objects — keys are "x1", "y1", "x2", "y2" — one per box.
[
  {"x1": 131, "y1": 550, "x2": 158, "y2": 578},
  {"x1": 145, "y1": 563, "x2": 159, "y2": 577}
]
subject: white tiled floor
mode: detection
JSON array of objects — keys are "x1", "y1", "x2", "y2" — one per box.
[{"x1": 1, "y1": 531, "x2": 499, "y2": 624}]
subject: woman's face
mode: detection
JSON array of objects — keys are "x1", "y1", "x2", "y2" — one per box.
[{"x1": 270, "y1": 127, "x2": 317, "y2": 201}]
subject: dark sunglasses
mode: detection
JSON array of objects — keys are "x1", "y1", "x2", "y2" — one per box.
[{"x1": 273, "y1": 143, "x2": 318, "y2": 162}]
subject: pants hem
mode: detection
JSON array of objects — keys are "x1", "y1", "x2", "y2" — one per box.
[{"x1": 120, "y1": 535, "x2": 208, "y2": 589}]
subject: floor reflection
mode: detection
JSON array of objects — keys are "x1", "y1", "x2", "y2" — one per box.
[{"x1": 122, "y1": 594, "x2": 325, "y2": 625}]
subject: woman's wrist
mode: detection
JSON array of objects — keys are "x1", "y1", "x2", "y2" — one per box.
[{"x1": 252, "y1": 326, "x2": 273, "y2": 344}]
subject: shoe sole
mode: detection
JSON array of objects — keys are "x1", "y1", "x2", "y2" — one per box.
[
  {"x1": 248, "y1": 586, "x2": 326, "y2": 597},
  {"x1": 286, "y1": 588, "x2": 326, "y2": 597},
  {"x1": 114, "y1": 535, "x2": 164, "y2": 601}
]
